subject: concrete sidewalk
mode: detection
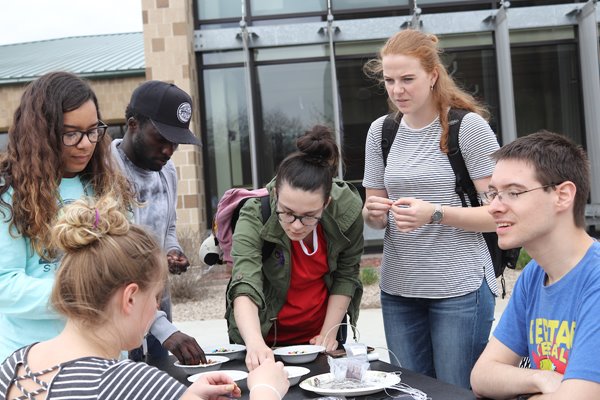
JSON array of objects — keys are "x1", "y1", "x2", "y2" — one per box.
[{"x1": 174, "y1": 297, "x2": 509, "y2": 364}]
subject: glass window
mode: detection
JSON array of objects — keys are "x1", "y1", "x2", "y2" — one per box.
[
  {"x1": 509, "y1": 27, "x2": 575, "y2": 44},
  {"x1": 203, "y1": 51, "x2": 245, "y2": 65},
  {"x1": 254, "y1": 44, "x2": 329, "y2": 62},
  {"x1": 0, "y1": 133, "x2": 7, "y2": 151},
  {"x1": 335, "y1": 40, "x2": 385, "y2": 57},
  {"x1": 198, "y1": 0, "x2": 241, "y2": 20},
  {"x1": 332, "y1": 0, "x2": 408, "y2": 11},
  {"x1": 441, "y1": 48, "x2": 499, "y2": 134},
  {"x1": 203, "y1": 67, "x2": 251, "y2": 214},
  {"x1": 251, "y1": 0, "x2": 326, "y2": 17},
  {"x1": 511, "y1": 43, "x2": 583, "y2": 145},
  {"x1": 255, "y1": 61, "x2": 334, "y2": 184}
]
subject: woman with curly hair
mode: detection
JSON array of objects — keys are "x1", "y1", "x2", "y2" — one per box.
[{"x1": 0, "y1": 71, "x2": 134, "y2": 360}]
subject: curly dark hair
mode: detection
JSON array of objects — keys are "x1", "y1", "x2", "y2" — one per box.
[{"x1": 0, "y1": 71, "x2": 134, "y2": 259}]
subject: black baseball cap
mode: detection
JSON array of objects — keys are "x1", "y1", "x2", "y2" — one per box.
[{"x1": 129, "y1": 80, "x2": 201, "y2": 146}]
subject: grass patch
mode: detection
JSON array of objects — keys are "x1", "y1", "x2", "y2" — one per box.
[
  {"x1": 360, "y1": 267, "x2": 379, "y2": 286},
  {"x1": 516, "y1": 248, "x2": 532, "y2": 270}
]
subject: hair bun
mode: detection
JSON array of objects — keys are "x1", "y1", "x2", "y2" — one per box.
[
  {"x1": 295, "y1": 125, "x2": 338, "y2": 169},
  {"x1": 52, "y1": 194, "x2": 129, "y2": 252}
]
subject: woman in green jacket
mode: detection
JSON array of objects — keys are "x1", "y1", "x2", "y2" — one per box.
[{"x1": 225, "y1": 125, "x2": 364, "y2": 371}]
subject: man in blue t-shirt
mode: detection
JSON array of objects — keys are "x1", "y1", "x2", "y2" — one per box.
[{"x1": 470, "y1": 131, "x2": 600, "y2": 399}]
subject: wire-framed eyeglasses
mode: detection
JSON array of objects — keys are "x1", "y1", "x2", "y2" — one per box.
[
  {"x1": 275, "y1": 211, "x2": 322, "y2": 226},
  {"x1": 61, "y1": 121, "x2": 108, "y2": 146},
  {"x1": 481, "y1": 184, "x2": 557, "y2": 204}
]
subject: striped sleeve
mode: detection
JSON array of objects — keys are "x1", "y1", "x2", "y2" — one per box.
[
  {"x1": 458, "y1": 112, "x2": 500, "y2": 181},
  {"x1": 98, "y1": 360, "x2": 186, "y2": 400}
]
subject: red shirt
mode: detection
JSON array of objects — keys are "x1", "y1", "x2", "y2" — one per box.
[{"x1": 266, "y1": 224, "x2": 329, "y2": 346}]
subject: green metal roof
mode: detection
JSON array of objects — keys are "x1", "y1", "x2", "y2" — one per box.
[{"x1": 0, "y1": 32, "x2": 145, "y2": 85}]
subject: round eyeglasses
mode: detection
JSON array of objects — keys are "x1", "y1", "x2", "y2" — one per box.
[
  {"x1": 61, "y1": 121, "x2": 108, "y2": 146},
  {"x1": 275, "y1": 211, "x2": 322, "y2": 226}
]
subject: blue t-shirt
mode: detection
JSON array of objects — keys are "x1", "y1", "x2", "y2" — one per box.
[
  {"x1": 494, "y1": 241, "x2": 600, "y2": 383},
  {"x1": 0, "y1": 176, "x2": 86, "y2": 361}
]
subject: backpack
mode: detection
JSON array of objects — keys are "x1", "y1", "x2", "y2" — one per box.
[
  {"x1": 199, "y1": 188, "x2": 275, "y2": 266},
  {"x1": 381, "y1": 109, "x2": 520, "y2": 298}
]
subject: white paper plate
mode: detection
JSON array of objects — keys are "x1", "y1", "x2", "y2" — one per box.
[
  {"x1": 273, "y1": 345, "x2": 325, "y2": 364},
  {"x1": 283, "y1": 365, "x2": 310, "y2": 385},
  {"x1": 187, "y1": 369, "x2": 249, "y2": 383},
  {"x1": 299, "y1": 370, "x2": 401, "y2": 396},
  {"x1": 204, "y1": 344, "x2": 246, "y2": 360}
]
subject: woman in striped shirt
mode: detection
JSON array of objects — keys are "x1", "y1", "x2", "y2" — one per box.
[
  {"x1": 0, "y1": 195, "x2": 288, "y2": 400},
  {"x1": 362, "y1": 29, "x2": 500, "y2": 389}
]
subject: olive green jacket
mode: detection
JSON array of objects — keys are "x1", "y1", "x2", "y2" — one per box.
[{"x1": 225, "y1": 179, "x2": 364, "y2": 344}]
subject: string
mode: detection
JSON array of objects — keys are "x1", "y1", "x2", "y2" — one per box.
[
  {"x1": 323, "y1": 321, "x2": 361, "y2": 346},
  {"x1": 384, "y1": 381, "x2": 431, "y2": 400}
]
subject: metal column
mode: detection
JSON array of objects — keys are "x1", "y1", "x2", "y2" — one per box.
[
  {"x1": 576, "y1": 0, "x2": 600, "y2": 203},
  {"x1": 492, "y1": 3, "x2": 517, "y2": 145},
  {"x1": 240, "y1": 0, "x2": 260, "y2": 189},
  {"x1": 324, "y1": 0, "x2": 344, "y2": 179}
]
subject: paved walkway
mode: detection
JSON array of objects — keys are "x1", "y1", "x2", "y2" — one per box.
[{"x1": 174, "y1": 297, "x2": 509, "y2": 364}]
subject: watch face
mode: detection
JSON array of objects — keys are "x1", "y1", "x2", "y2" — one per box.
[{"x1": 431, "y1": 206, "x2": 443, "y2": 224}]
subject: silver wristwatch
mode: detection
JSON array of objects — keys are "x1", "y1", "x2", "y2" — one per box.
[{"x1": 430, "y1": 204, "x2": 444, "y2": 224}]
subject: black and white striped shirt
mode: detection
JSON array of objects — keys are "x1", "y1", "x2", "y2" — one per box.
[
  {"x1": 363, "y1": 113, "x2": 499, "y2": 298},
  {"x1": 0, "y1": 345, "x2": 186, "y2": 400}
]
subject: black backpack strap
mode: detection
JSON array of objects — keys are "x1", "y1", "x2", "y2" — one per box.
[
  {"x1": 381, "y1": 112, "x2": 401, "y2": 167},
  {"x1": 259, "y1": 195, "x2": 276, "y2": 262},
  {"x1": 446, "y1": 109, "x2": 479, "y2": 208}
]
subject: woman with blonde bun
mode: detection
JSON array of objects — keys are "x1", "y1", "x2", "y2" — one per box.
[{"x1": 0, "y1": 194, "x2": 289, "y2": 400}]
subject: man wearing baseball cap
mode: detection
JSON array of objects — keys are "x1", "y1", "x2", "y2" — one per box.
[{"x1": 111, "y1": 80, "x2": 205, "y2": 365}]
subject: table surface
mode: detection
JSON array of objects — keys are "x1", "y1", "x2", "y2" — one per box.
[{"x1": 151, "y1": 353, "x2": 476, "y2": 400}]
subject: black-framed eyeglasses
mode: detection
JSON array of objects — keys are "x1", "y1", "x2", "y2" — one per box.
[
  {"x1": 61, "y1": 121, "x2": 108, "y2": 146},
  {"x1": 275, "y1": 211, "x2": 322, "y2": 226},
  {"x1": 481, "y1": 184, "x2": 557, "y2": 204}
]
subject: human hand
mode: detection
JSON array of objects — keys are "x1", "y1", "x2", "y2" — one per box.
[
  {"x1": 162, "y1": 331, "x2": 207, "y2": 365},
  {"x1": 245, "y1": 341, "x2": 275, "y2": 371},
  {"x1": 167, "y1": 249, "x2": 190, "y2": 274},
  {"x1": 187, "y1": 371, "x2": 241, "y2": 399},
  {"x1": 390, "y1": 197, "x2": 435, "y2": 232},
  {"x1": 364, "y1": 195, "x2": 393, "y2": 220},
  {"x1": 247, "y1": 359, "x2": 289, "y2": 400},
  {"x1": 310, "y1": 334, "x2": 338, "y2": 353}
]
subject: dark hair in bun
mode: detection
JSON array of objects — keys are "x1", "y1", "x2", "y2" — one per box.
[{"x1": 275, "y1": 125, "x2": 340, "y2": 200}]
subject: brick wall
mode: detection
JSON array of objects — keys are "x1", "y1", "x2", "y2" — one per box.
[
  {"x1": 142, "y1": 0, "x2": 205, "y2": 237},
  {"x1": 0, "y1": 76, "x2": 143, "y2": 131}
]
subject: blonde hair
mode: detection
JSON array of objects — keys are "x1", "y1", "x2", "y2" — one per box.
[
  {"x1": 50, "y1": 193, "x2": 165, "y2": 326},
  {"x1": 363, "y1": 29, "x2": 490, "y2": 153}
]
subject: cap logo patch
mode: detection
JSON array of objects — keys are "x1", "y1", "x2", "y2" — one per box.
[{"x1": 177, "y1": 102, "x2": 192, "y2": 123}]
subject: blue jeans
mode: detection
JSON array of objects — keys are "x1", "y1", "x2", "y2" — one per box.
[{"x1": 381, "y1": 281, "x2": 495, "y2": 389}]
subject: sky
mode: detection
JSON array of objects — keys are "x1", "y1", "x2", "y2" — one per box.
[{"x1": 0, "y1": 0, "x2": 143, "y2": 46}]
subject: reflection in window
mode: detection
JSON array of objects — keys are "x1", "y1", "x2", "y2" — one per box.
[
  {"x1": 511, "y1": 43, "x2": 583, "y2": 145},
  {"x1": 332, "y1": 0, "x2": 409, "y2": 11},
  {"x1": 251, "y1": 0, "x2": 326, "y2": 16},
  {"x1": 198, "y1": 0, "x2": 241, "y2": 20},
  {"x1": 203, "y1": 67, "x2": 250, "y2": 215},
  {"x1": 255, "y1": 61, "x2": 333, "y2": 184}
]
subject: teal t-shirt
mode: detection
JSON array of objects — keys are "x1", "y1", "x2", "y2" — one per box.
[{"x1": 0, "y1": 176, "x2": 86, "y2": 361}]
